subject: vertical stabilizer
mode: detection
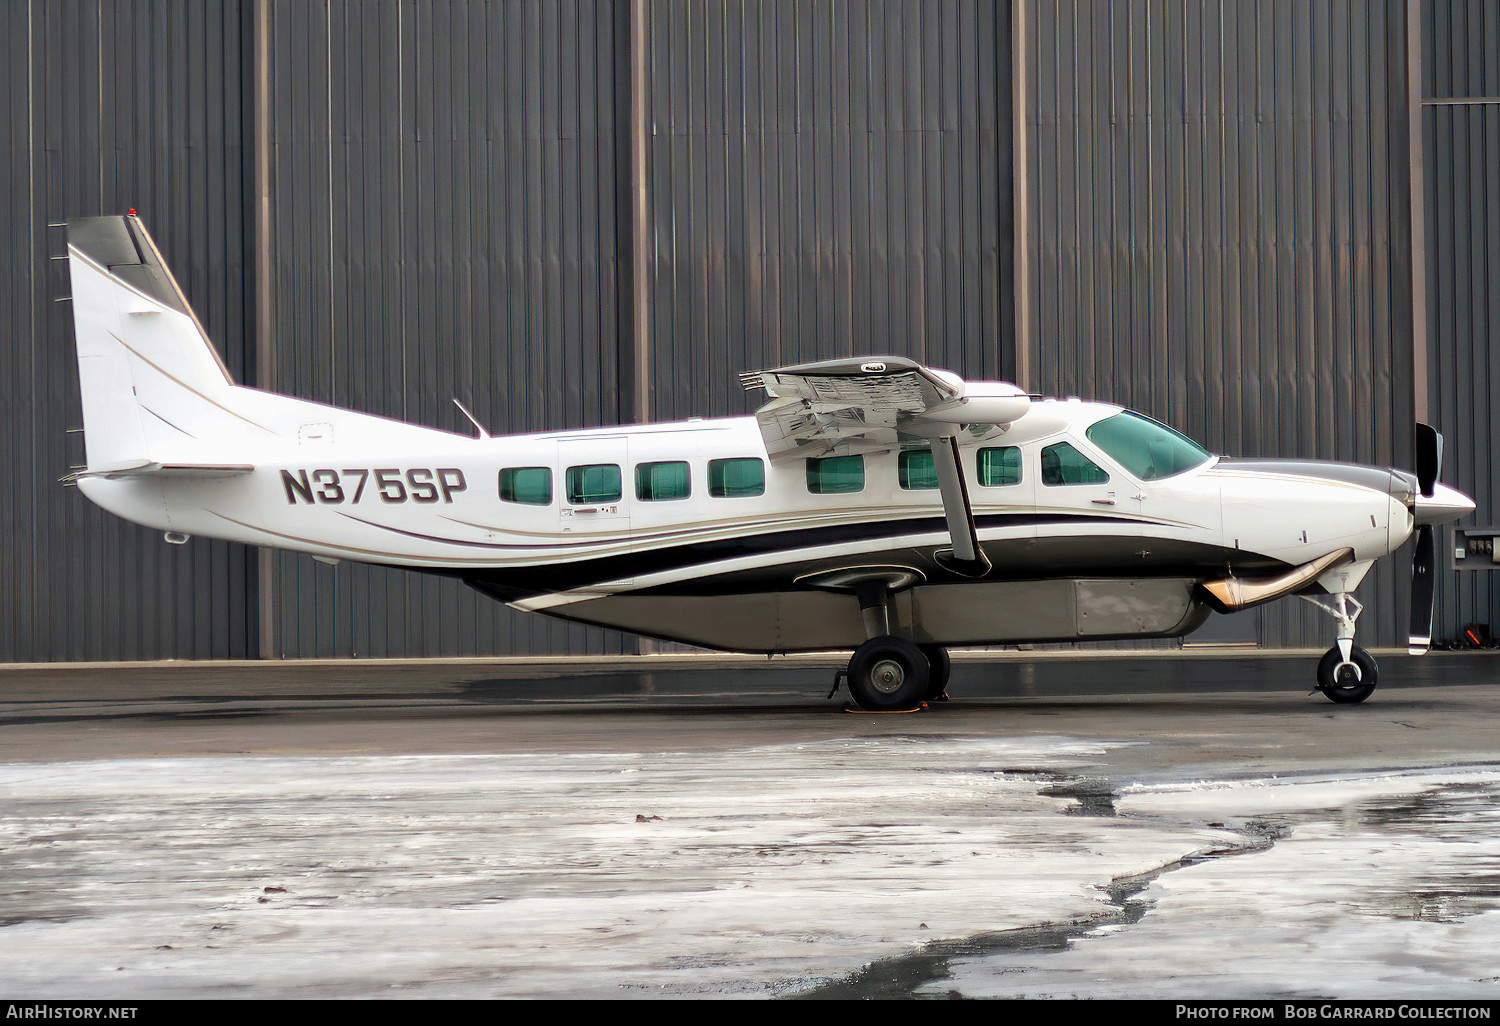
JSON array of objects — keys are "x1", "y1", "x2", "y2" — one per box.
[{"x1": 66, "y1": 215, "x2": 242, "y2": 473}]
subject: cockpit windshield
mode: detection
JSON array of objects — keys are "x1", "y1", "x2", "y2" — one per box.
[{"x1": 1084, "y1": 411, "x2": 1212, "y2": 481}]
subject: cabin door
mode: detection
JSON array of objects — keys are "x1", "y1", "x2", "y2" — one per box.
[{"x1": 556, "y1": 436, "x2": 633, "y2": 585}]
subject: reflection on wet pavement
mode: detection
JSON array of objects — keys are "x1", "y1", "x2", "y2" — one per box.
[
  {"x1": 4, "y1": 736, "x2": 1499, "y2": 998},
  {"x1": 931, "y1": 770, "x2": 1500, "y2": 999}
]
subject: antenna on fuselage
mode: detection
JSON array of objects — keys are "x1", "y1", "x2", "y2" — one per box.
[{"x1": 452, "y1": 398, "x2": 490, "y2": 439}]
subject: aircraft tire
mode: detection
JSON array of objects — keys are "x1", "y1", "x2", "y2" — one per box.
[
  {"x1": 847, "y1": 636, "x2": 930, "y2": 711},
  {"x1": 918, "y1": 643, "x2": 951, "y2": 701},
  {"x1": 1316, "y1": 646, "x2": 1378, "y2": 705}
]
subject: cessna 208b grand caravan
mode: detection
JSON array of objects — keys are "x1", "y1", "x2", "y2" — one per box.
[{"x1": 63, "y1": 214, "x2": 1475, "y2": 709}]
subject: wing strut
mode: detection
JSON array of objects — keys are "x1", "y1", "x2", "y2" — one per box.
[{"x1": 930, "y1": 436, "x2": 991, "y2": 578}]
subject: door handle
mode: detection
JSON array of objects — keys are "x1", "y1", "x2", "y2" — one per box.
[{"x1": 1091, "y1": 498, "x2": 1116, "y2": 506}]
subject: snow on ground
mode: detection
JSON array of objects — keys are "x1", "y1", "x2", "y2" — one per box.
[{"x1": 2, "y1": 738, "x2": 1498, "y2": 998}]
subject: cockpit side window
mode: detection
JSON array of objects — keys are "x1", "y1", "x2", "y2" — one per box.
[
  {"x1": 1040, "y1": 442, "x2": 1109, "y2": 486},
  {"x1": 1084, "y1": 411, "x2": 1211, "y2": 481}
]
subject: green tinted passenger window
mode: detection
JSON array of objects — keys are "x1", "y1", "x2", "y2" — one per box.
[
  {"x1": 1040, "y1": 442, "x2": 1109, "y2": 486},
  {"x1": 708, "y1": 457, "x2": 765, "y2": 497},
  {"x1": 806, "y1": 455, "x2": 864, "y2": 494},
  {"x1": 635, "y1": 461, "x2": 691, "y2": 501},
  {"x1": 566, "y1": 464, "x2": 622, "y2": 504},
  {"x1": 499, "y1": 467, "x2": 552, "y2": 505},
  {"x1": 898, "y1": 449, "x2": 938, "y2": 490},
  {"x1": 976, "y1": 446, "x2": 1022, "y2": 487}
]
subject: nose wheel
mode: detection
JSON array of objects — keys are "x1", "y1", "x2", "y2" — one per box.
[
  {"x1": 1302, "y1": 591, "x2": 1378, "y2": 705},
  {"x1": 1316, "y1": 645, "x2": 1378, "y2": 704}
]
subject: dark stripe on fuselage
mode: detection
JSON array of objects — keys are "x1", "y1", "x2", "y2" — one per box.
[
  {"x1": 342, "y1": 508, "x2": 1142, "y2": 556},
  {"x1": 341, "y1": 509, "x2": 1138, "y2": 560},
  {"x1": 446, "y1": 512, "x2": 1270, "y2": 602}
]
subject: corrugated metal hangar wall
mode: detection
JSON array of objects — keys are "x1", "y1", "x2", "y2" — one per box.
[
  {"x1": 1423, "y1": 0, "x2": 1500, "y2": 655},
  {"x1": 1, "y1": 0, "x2": 1494, "y2": 661},
  {"x1": 1020, "y1": 0, "x2": 1423, "y2": 649}
]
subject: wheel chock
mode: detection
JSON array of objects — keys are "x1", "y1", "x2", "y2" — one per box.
[{"x1": 842, "y1": 702, "x2": 928, "y2": 715}]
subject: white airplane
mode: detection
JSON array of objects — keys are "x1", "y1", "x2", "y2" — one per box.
[{"x1": 63, "y1": 214, "x2": 1476, "y2": 710}]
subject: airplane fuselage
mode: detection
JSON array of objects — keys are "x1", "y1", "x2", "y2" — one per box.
[{"x1": 78, "y1": 402, "x2": 1414, "y2": 652}]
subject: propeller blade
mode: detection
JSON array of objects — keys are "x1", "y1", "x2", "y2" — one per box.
[
  {"x1": 1408, "y1": 524, "x2": 1435, "y2": 654},
  {"x1": 1415, "y1": 423, "x2": 1443, "y2": 497}
]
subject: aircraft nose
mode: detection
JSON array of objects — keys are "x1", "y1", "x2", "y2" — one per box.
[{"x1": 1414, "y1": 482, "x2": 1476, "y2": 526}]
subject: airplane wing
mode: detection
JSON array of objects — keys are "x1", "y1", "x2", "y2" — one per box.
[
  {"x1": 743, "y1": 357, "x2": 1031, "y2": 578},
  {"x1": 743, "y1": 356, "x2": 1029, "y2": 461}
]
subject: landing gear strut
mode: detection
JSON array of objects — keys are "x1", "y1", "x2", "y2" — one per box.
[
  {"x1": 828, "y1": 575, "x2": 950, "y2": 710},
  {"x1": 1302, "y1": 591, "x2": 1378, "y2": 705}
]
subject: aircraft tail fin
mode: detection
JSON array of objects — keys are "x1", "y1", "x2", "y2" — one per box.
[
  {"x1": 64, "y1": 215, "x2": 259, "y2": 474},
  {"x1": 65, "y1": 214, "x2": 470, "y2": 486}
]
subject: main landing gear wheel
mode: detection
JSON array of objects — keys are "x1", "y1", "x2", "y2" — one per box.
[
  {"x1": 1317, "y1": 645, "x2": 1378, "y2": 705},
  {"x1": 918, "y1": 643, "x2": 951, "y2": 701},
  {"x1": 846, "y1": 636, "x2": 930, "y2": 711}
]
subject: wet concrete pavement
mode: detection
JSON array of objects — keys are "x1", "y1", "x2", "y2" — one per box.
[{"x1": 1, "y1": 652, "x2": 1498, "y2": 998}]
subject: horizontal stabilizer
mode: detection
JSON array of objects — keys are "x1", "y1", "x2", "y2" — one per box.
[{"x1": 71, "y1": 461, "x2": 255, "y2": 481}]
